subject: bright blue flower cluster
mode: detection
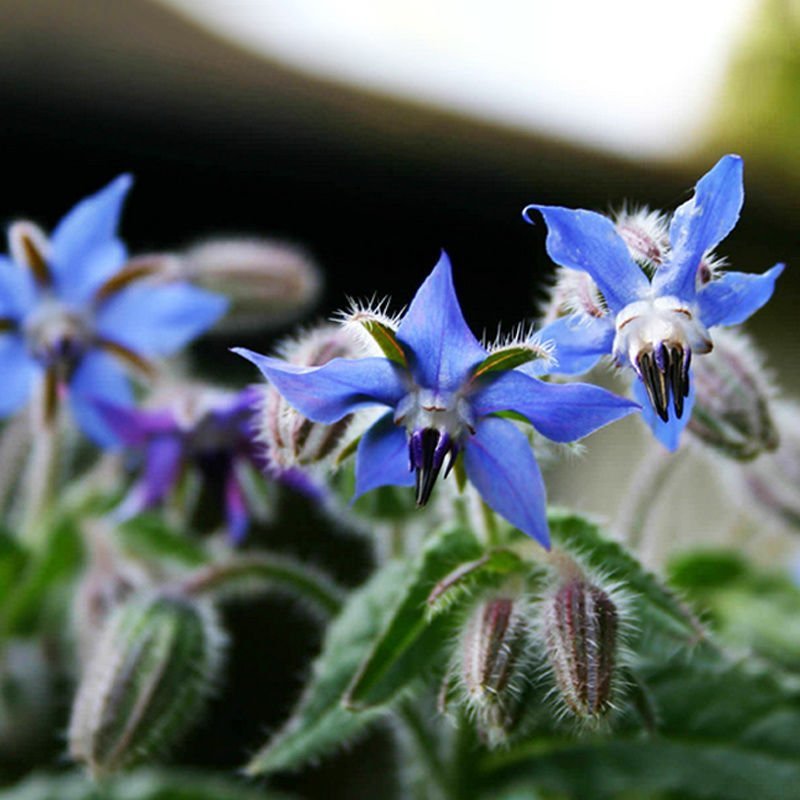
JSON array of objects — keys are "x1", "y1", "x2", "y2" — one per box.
[
  {"x1": 235, "y1": 253, "x2": 638, "y2": 548},
  {"x1": 0, "y1": 176, "x2": 227, "y2": 443},
  {"x1": 525, "y1": 155, "x2": 784, "y2": 449}
]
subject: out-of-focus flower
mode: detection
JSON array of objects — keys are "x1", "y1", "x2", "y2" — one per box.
[
  {"x1": 234, "y1": 252, "x2": 637, "y2": 548},
  {"x1": 525, "y1": 155, "x2": 784, "y2": 450},
  {"x1": 0, "y1": 176, "x2": 227, "y2": 443},
  {"x1": 687, "y1": 328, "x2": 778, "y2": 460},
  {"x1": 166, "y1": 238, "x2": 322, "y2": 333},
  {"x1": 98, "y1": 384, "x2": 280, "y2": 543}
]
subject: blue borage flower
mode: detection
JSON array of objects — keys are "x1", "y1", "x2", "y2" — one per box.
[
  {"x1": 523, "y1": 154, "x2": 784, "y2": 450},
  {"x1": 96, "y1": 385, "x2": 320, "y2": 543},
  {"x1": 0, "y1": 176, "x2": 228, "y2": 444},
  {"x1": 233, "y1": 252, "x2": 638, "y2": 548}
]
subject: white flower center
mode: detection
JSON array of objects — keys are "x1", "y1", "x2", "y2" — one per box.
[{"x1": 22, "y1": 298, "x2": 93, "y2": 368}]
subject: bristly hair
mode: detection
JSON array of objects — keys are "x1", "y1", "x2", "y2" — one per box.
[
  {"x1": 613, "y1": 205, "x2": 670, "y2": 277},
  {"x1": 483, "y1": 322, "x2": 557, "y2": 368},
  {"x1": 334, "y1": 295, "x2": 407, "y2": 356}
]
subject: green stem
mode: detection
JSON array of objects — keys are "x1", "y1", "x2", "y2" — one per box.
[
  {"x1": 616, "y1": 444, "x2": 686, "y2": 554},
  {"x1": 479, "y1": 500, "x2": 501, "y2": 548},
  {"x1": 397, "y1": 699, "x2": 452, "y2": 800},
  {"x1": 20, "y1": 389, "x2": 62, "y2": 546},
  {"x1": 179, "y1": 554, "x2": 345, "y2": 617}
]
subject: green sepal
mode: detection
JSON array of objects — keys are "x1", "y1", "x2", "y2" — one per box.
[
  {"x1": 359, "y1": 319, "x2": 407, "y2": 367},
  {"x1": 470, "y1": 346, "x2": 547, "y2": 379},
  {"x1": 345, "y1": 526, "x2": 486, "y2": 710},
  {"x1": 245, "y1": 561, "x2": 410, "y2": 776}
]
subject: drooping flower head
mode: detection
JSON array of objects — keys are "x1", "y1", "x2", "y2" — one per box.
[
  {"x1": 523, "y1": 155, "x2": 784, "y2": 450},
  {"x1": 0, "y1": 176, "x2": 227, "y2": 443},
  {"x1": 97, "y1": 384, "x2": 292, "y2": 543},
  {"x1": 233, "y1": 252, "x2": 637, "y2": 548}
]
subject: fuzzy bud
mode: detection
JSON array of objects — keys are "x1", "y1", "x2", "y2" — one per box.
[
  {"x1": 542, "y1": 564, "x2": 619, "y2": 719},
  {"x1": 68, "y1": 591, "x2": 225, "y2": 777},
  {"x1": 457, "y1": 595, "x2": 532, "y2": 746},
  {"x1": 686, "y1": 329, "x2": 778, "y2": 461},
  {"x1": 174, "y1": 238, "x2": 321, "y2": 333},
  {"x1": 261, "y1": 324, "x2": 361, "y2": 471}
]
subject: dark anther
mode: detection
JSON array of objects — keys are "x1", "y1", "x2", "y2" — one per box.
[
  {"x1": 409, "y1": 428, "x2": 458, "y2": 506},
  {"x1": 637, "y1": 345, "x2": 691, "y2": 422}
]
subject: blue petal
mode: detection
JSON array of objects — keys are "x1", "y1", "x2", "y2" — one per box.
[
  {"x1": 0, "y1": 256, "x2": 37, "y2": 319},
  {"x1": 395, "y1": 252, "x2": 487, "y2": 392},
  {"x1": 632, "y1": 376, "x2": 695, "y2": 451},
  {"x1": 353, "y1": 411, "x2": 414, "y2": 498},
  {"x1": 463, "y1": 416, "x2": 549, "y2": 548},
  {"x1": 233, "y1": 348, "x2": 408, "y2": 424},
  {"x1": 536, "y1": 314, "x2": 615, "y2": 375},
  {"x1": 0, "y1": 334, "x2": 40, "y2": 416},
  {"x1": 697, "y1": 263, "x2": 784, "y2": 328},
  {"x1": 655, "y1": 155, "x2": 744, "y2": 301},
  {"x1": 50, "y1": 175, "x2": 133, "y2": 303},
  {"x1": 472, "y1": 370, "x2": 639, "y2": 443},
  {"x1": 96, "y1": 283, "x2": 227, "y2": 357},
  {"x1": 225, "y1": 471, "x2": 250, "y2": 544},
  {"x1": 69, "y1": 350, "x2": 135, "y2": 446},
  {"x1": 118, "y1": 435, "x2": 184, "y2": 518},
  {"x1": 523, "y1": 206, "x2": 648, "y2": 313},
  {"x1": 94, "y1": 401, "x2": 176, "y2": 446}
]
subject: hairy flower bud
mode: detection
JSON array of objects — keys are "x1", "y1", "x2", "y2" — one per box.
[
  {"x1": 542, "y1": 562, "x2": 620, "y2": 720},
  {"x1": 261, "y1": 324, "x2": 361, "y2": 472},
  {"x1": 68, "y1": 591, "x2": 226, "y2": 777},
  {"x1": 686, "y1": 329, "x2": 778, "y2": 460},
  {"x1": 456, "y1": 595, "x2": 532, "y2": 745},
  {"x1": 174, "y1": 238, "x2": 321, "y2": 333}
]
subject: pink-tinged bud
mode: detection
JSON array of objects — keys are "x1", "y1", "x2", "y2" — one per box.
[
  {"x1": 260, "y1": 324, "x2": 362, "y2": 471},
  {"x1": 68, "y1": 591, "x2": 226, "y2": 777},
  {"x1": 734, "y1": 400, "x2": 800, "y2": 531},
  {"x1": 457, "y1": 595, "x2": 532, "y2": 746},
  {"x1": 175, "y1": 238, "x2": 321, "y2": 333},
  {"x1": 613, "y1": 207, "x2": 669, "y2": 274},
  {"x1": 687, "y1": 329, "x2": 778, "y2": 461},
  {"x1": 542, "y1": 562, "x2": 620, "y2": 720}
]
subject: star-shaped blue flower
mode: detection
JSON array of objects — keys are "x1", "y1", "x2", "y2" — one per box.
[
  {"x1": 234, "y1": 252, "x2": 637, "y2": 548},
  {"x1": 523, "y1": 154, "x2": 784, "y2": 450},
  {"x1": 0, "y1": 176, "x2": 227, "y2": 444}
]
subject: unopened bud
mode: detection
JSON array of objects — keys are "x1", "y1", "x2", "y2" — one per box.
[
  {"x1": 176, "y1": 238, "x2": 321, "y2": 333},
  {"x1": 68, "y1": 591, "x2": 225, "y2": 777},
  {"x1": 734, "y1": 400, "x2": 800, "y2": 531},
  {"x1": 687, "y1": 329, "x2": 778, "y2": 461},
  {"x1": 457, "y1": 595, "x2": 532, "y2": 745},
  {"x1": 542, "y1": 562, "x2": 619, "y2": 720},
  {"x1": 261, "y1": 324, "x2": 361, "y2": 471}
]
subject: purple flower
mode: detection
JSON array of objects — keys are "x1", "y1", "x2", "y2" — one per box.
[
  {"x1": 524, "y1": 154, "x2": 784, "y2": 450},
  {"x1": 97, "y1": 386, "x2": 288, "y2": 543},
  {"x1": 233, "y1": 253, "x2": 637, "y2": 548},
  {"x1": 0, "y1": 176, "x2": 227, "y2": 444}
]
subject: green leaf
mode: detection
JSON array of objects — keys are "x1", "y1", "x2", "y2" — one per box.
[
  {"x1": 0, "y1": 531, "x2": 27, "y2": 610},
  {"x1": 481, "y1": 657, "x2": 800, "y2": 800},
  {"x1": 118, "y1": 514, "x2": 209, "y2": 566},
  {"x1": 0, "y1": 769, "x2": 295, "y2": 800},
  {"x1": 245, "y1": 561, "x2": 411, "y2": 776},
  {"x1": 547, "y1": 509, "x2": 707, "y2": 653},
  {"x1": 345, "y1": 526, "x2": 486, "y2": 710}
]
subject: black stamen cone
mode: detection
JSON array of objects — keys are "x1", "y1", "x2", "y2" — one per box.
[
  {"x1": 413, "y1": 428, "x2": 445, "y2": 506},
  {"x1": 638, "y1": 346, "x2": 691, "y2": 422}
]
